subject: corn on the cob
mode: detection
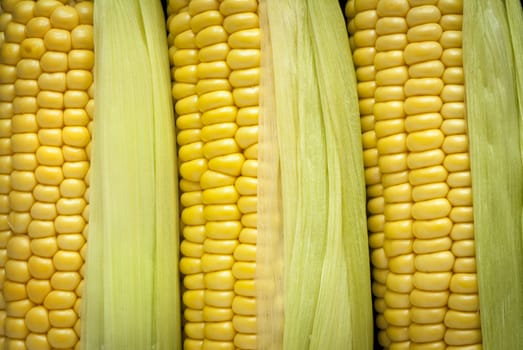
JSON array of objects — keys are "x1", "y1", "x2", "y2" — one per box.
[
  {"x1": 346, "y1": 0, "x2": 483, "y2": 348},
  {"x1": 167, "y1": 0, "x2": 259, "y2": 349},
  {"x1": 0, "y1": 0, "x2": 520, "y2": 348},
  {"x1": 0, "y1": 0, "x2": 93, "y2": 348}
]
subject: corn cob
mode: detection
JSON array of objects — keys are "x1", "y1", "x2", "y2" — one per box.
[
  {"x1": 346, "y1": 0, "x2": 483, "y2": 348},
  {"x1": 167, "y1": 0, "x2": 259, "y2": 349},
  {"x1": 0, "y1": 0, "x2": 520, "y2": 348},
  {"x1": 0, "y1": 0, "x2": 93, "y2": 348}
]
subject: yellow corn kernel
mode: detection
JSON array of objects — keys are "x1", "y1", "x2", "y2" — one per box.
[
  {"x1": 411, "y1": 307, "x2": 446, "y2": 324},
  {"x1": 203, "y1": 306, "x2": 233, "y2": 322},
  {"x1": 413, "y1": 237, "x2": 452, "y2": 254},
  {"x1": 201, "y1": 254, "x2": 234, "y2": 272},
  {"x1": 410, "y1": 289, "x2": 450, "y2": 308},
  {"x1": 24, "y1": 306, "x2": 50, "y2": 333},
  {"x1": 201, "y1": 123, "x2": 237, "y2": 142},
  {"x1": 383, "y1": 240, "x2": 412, "y2": 258},
  {"x1": 204, "y1": 239, "x2": 238, "y2": 255},
  {"x1": 185, "y1": 308, "x2": 204, "y2": 322},
  {"x1": 447, "y1": 293, "x2": 478, "y2": 312},
  {"x1": 442, "y1": 67, "x2": 464, "y2": 85},
  {"x1": 444, "y1": 329, "x2": 481, "y2": 346},
  {"x1": 415, "y1": 251, "x2": 455, "y2": 272},
  {"x1": 219, "y1": 0, "x2": 257, "y2": 16},
  {"x1": 409, "y1": 323, "x2": 446, "y2": 343},
  {"x1": 239, "y1": 227, "x2": 258, "y2": 243},
  {"x1": 444, "y1": 310, "x2": 480, "y2": 329},
  {"x1": 383, "y1": 308, "x2": 410, "y2": 328},
  {"x1": 453, "y1": 257, "x2": 476, "y2": 273},
  {"x1": 48, "y1": 327, "x2": 78, "y2": 348},
  {"x1": 184, "y1": 290, "x2": 205, "y2": 310},
  {"x1": 49, "y1": 309, "x2": 77, "y2": 328},
  {"x1": 447, "y1": 171, "x2": 470, "y2": 188},
  {"x1": 223, "y1": 12, "x2": 258, "y2": 33},
  {"x1": 388, "y1": 253, "x2": 415, "y2": 274},
  {"x1": 449, "y1": 273, "x2": 477, "y2": 294},
  {"x1": 384, "y1": 290, "x2": 410, "y2": 309},
  {"x1": 407, "y1": 23, "x2": 442, "y2": 42},
  {"x1": 413, "y1": 271, "x2": 451, "y2": 291},
  {"x1": 204, "y1": 270, "x2": 235, "y2": 290},
  {"x1": 205, "y1": 221, "x2": 241, "y2": 240},
  {"x1": 204, "y1": 290, "x2": 234, "y2": 308}
]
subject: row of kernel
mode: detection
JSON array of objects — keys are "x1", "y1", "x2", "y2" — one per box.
[
  {"x1": 439, "y1": 0, "x2": 482, "y2": 348},
  {"x1": 59, "y1": 2, "x2": 93, "y2": 348},
  {"x1": 167, "y1": 4, "x2": 208, "y2": 350},
  {"x1": 225, "y1": 1, "x2": 260, "y2": 348},
  {"x1": 373, "y1": 0, "x2": 413, "y2": 348},
  {"x1": 193, "y1": 0, "x2": 241, "y2": 348},
  {"x1": 404, "y1": 1, "x2": 452, "y2": 348},
  {"x1": 0, "y1": 2, "x2": 15, "y2": 348},
  {"x1": 35, "y1": 2, "x2": 90, "y2": 348},
  {"x1": 190, "y1": 0, "x2": 240, "y2": 346},
  {"x1": 345, "y1": 1, "x2": 392, "y2": 347},
  {"x1": 76, "y1": 4, "x2": 93, "y2": 336},
  {"x1": 4, "y1": 0, "x2": 30, "y2": 348}
]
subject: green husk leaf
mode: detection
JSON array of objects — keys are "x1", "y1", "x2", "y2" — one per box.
[
  {"x1": 463, "y1": 0, "x2": 523, "y2": 348},
  {"x1": 262, "y1": 1, "x2": 373, "y2": 349},
  {"x1": 82, "y1": 1, "x2": 181, "y2": 348}
]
